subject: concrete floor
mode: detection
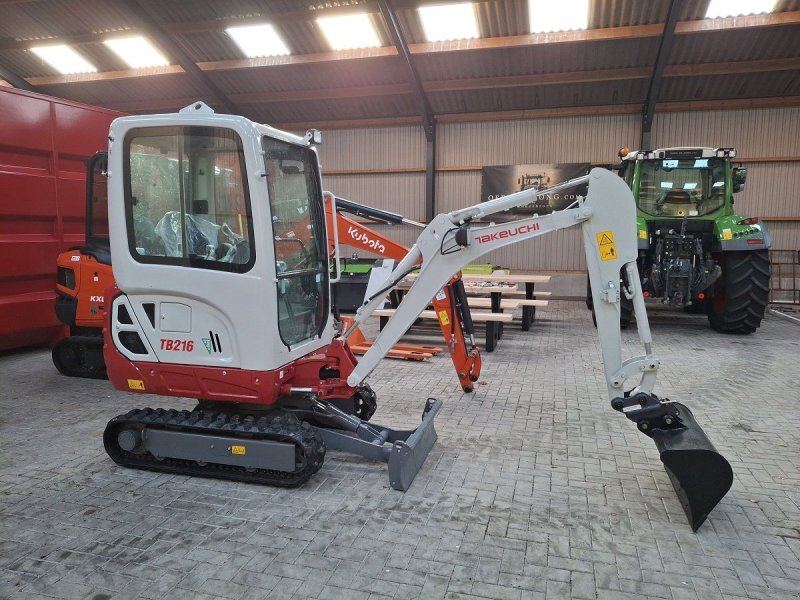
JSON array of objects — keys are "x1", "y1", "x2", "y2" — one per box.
[{"x1": 1, "y1": 301, "x2": 798, "y2": 600}]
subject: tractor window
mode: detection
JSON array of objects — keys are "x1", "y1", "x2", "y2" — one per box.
[
  {"x1": 263, "y1": 136, "x2": 328, "y2": 347},
  {"x1": 124, "y1": 126, "x2": 254, "y2": 272},
  {"x1": 636, "y1": 158, "x2": 726, "y2": 217}
]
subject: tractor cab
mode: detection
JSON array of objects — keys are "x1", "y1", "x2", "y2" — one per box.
[{"x1": 620, "y1": 147, "x2": 741, "y2": 220}]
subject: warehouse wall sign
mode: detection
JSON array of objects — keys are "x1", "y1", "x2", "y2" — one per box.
[{"x1": 480, "y1": 163, "x2": 591, "y2": 215}]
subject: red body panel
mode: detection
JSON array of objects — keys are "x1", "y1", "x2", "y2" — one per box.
[
  {"x1": 103, "y1": 288, "x2": 360, "y2": 405},
  {"x1": 0, "y1": 87, "x2": 123, "y2": 351}
]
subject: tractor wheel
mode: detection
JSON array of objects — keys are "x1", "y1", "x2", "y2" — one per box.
[
  {"x1": 587, "y1": 272, "x2": 632, "y2": 329},
  {"x1": 707, "y1": 250, "x2": 770, "y2": 334}
]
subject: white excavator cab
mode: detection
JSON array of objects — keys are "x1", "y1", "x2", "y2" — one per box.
[{"x1": 106, "y1": 103, "x2": 334, "y2": 374}]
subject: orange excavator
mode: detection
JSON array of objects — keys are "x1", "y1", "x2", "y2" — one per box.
[
  {"x1": 52, "y1": 151, "x2": 113, "y2": 379},
  {"x1": 51, "y1": 155, "x2": 480, "y2": 391},
  {"x1": 323, "y1": 192, "x2": 481, "y2": 392}
]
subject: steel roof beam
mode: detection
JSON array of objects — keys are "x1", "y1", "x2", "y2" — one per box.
[
  {"x1": 641, "y1": 0, "x2": 681, "y2": 149},
  {"x1": 0, "y1": 62, "x2": 34, "y2": 90},
  {"x1": 378, "y1": 0, "x2": 435, "y2": 141},
  {"x1": 377, "y1": 0, "x2": 437, "y2": 221},
  {"x1": 110, "y1": 0, "x2": 241, "y2": 116}
]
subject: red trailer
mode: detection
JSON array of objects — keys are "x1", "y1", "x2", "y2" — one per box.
[{"x1": 0, "y1": 87, "x2": 123, "y2": 351}]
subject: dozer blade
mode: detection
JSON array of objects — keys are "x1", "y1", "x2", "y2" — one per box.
[
  {"x1": 387, "y1": 398, "x2": 442, "y2": 491},
  {"x1": 312, "y1": 397, "x2": 443, "y2": 492},
  {"x1": 650, "y1": 403, "x2": 733, "y2": 531}
]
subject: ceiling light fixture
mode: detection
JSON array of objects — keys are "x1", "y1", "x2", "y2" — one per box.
[
  {"x1": 31, "y1": 44, "x2": 97, "y2": 74},
  {"x1": 104, "y1": 36, "x2": 169, "y2": 69},
  {"x1": 226, "y1": 24, "x2": 291, "y2": 57},
  {"x1": 705, "y1": 0, "x2": 777, "y2": 19},
  {"x1": 528, "y1": 0, "x2": 589, "y2": 33},
  {"x1": 418, "y1": 3, "x2": 479, "y2": 42},
  {"x1": 317, "y1": 13, "x2": 381, "y2": 51}
]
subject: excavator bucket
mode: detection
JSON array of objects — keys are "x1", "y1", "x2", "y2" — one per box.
[{"x1": 650, "y1": 403, "x2": 733, "y2": 531}]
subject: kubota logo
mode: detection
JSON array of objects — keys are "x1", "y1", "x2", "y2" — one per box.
[
  {"x1": 348, "y1": 226, "x2": 386, "y2": 253},
  {"x1": 475, "y1": 223, "x2": 540, "y2": 244}
]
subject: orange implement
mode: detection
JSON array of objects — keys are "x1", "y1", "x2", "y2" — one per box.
[{"x1": 327, "y1": 193, "x2": 481, "y2": 391}]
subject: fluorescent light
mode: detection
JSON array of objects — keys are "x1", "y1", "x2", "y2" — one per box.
[
  {"x1": 418, "y1": 3, "x2": 479, "y2": 42},
  {"x1": 706, "y1": 0, "x2": 776, "y2": 18},
  {"x1": 31, "y1": 45, "x2": 97, "y2": 74},
  {"x1": 104, "y1": 36, "x2": 169, "y2": 68},
  {"x1": 226, "y1": 24, "x2": 290, "y2": 57},
  {"x1": 317, "y1": 13, "x2": 381, "y2": 50},
  {"x1": 529, "y1": 0, "x2": 589, "y2": 33}
]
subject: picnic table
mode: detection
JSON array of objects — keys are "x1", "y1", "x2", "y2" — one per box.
[{"x1": 386, "y1": 272, "x2": 552, "y2": 351}]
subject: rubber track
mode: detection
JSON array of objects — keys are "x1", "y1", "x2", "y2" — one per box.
[
  {"x1": 104, "y1": 408, "x2": 325, "y2": 487},
  {"x1": 52, "y1": 335, "x2": 107, "y2": 379},
  {"x1": 708, "y1": 250, "x2": 770, "y2": 334}
]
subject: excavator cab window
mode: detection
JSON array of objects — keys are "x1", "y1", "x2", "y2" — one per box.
[
  {"x1": 263, "y1": 136, "x2": 328, "y2": 347},
  {"x1": 123, "y1": 126, "x2": 254, "y2": 271},
  {"x1": 636, "y1": 158, "x2": 726, "y2": 218},
  {"x1": 86, "y1": 152, "x2": 109, "y2": 247}
]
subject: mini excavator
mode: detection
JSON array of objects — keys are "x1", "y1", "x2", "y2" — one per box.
[
  {"x1": 101, "y1": 102, "x2": 733, "y2": 530},
  {"x1": 52, "y1": 152, "x2": 113, "y2": 379}
]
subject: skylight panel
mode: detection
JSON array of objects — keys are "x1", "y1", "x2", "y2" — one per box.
[
  {"x1": 705, "y1": 0, "x2": 777, "y2": 19},
  {"x1": 31, "y1": 45, "x2": 97, "y2": 74},
  {"x1": 528, "y1": 0, "x2": 589, "y2": 33},
  {"x1": 418, "y1": 3, "x2": 479, "y2": 42},
  {"x1": 226, "y1": 24, "x2": 290, "y2": 57},
  {"x1": 317, "y1": 13, "x2": 381, "y2": 51},
  {"x1": 104, "y1": 36, "x2": 169, "y2": 68}
]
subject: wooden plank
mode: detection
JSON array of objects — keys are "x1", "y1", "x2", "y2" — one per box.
[
  {"x1": 467, "y1": 289, "x2": 552, "y2": 297},
  {"x1": 372, "y1": 308, "x2": 513, "y2": 322},
  {"x1": 467, "y1": 298, "x2": 521, "y2": 309},
  {"x1": 403, "y1": 273, "x2": 551, "y2": 284},
  {"x1": 349, "y1": 344, "x2": 433, "y2": 361},
  {"x1": 461, "y1": 273, "x2": 551, "y2": 283},
  {"x1": 516, "y1": 299, "x2": 549, "y2": 307}
]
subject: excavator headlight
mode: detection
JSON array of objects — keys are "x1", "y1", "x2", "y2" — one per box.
[{"x1": 57, "y1": 266, "x2": 76, "y2": 289}]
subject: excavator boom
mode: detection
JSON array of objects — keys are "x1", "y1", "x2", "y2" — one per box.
[{"x1": 343, "y1": 168, "x2": 732, "y2": 530}]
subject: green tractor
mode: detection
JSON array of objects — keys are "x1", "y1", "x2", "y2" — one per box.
[{"x1": 588, "y1": 147, "x2": 771, "y2": 334}]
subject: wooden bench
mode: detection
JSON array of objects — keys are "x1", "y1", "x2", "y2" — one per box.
[
  {"x1": 467, "y1": 297, "x2": 548, "y2": 310},
  {"x1": 372, "y1": 308, "x2": 513, "y2": 352}
]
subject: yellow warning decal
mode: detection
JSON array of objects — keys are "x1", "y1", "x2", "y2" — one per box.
[
  {"x1": 127, "y1": 379, "x2": 145, "y2": 391},
  {"x1": 639, "y1": 229, "x2": 648, "y2": 240},
  {"x1": 438, "y1": 310, "x2": 450, "y2": 326},
  {"x1": 231, "y1": 445, "x2": 246, "y2": 455},
  {"x1": 722, "y1": 229, "x2": 733, "y2": 240},
  {"x1": 596, "y1": 230, "x2": 617, "y2": 262}
]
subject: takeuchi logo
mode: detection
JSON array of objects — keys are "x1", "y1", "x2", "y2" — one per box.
[{"x1": 475, "y1": 223, "x2": 540, "y2": 244}]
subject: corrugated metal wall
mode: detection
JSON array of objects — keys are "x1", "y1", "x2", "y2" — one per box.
[
  {"x1": 319, "y1": 125, "x2": 427, "y2": 258},
  {"x1": 318, "y1": 108, "x2": 799, "y2": 270}
]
